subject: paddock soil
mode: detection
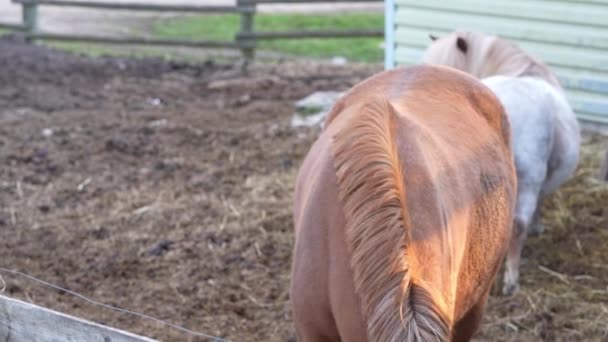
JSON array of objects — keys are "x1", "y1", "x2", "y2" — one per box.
[{"x1": 0, "y1": 34, "x2": 607, "y2": 341}]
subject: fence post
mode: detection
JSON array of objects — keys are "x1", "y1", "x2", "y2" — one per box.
[
  {"x1": 237, "y1": 0, "x2": 256, "y2": 72},
  {"x1": 600, "y1": 148, "x2": 608, "y2": 181},
  {"x1": 22, "y1": 1, "x2": 38, "y2": 42}
]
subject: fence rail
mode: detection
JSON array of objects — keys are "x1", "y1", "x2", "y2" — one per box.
[
  {"x1": 243, "y1": 0, "x2": 381, "y2": 3},
  {"x1": 13, "y1": 0, "x2": 251, "y2": 13},
  {"x1": 601, "y1": 148, "x2": 608, "y2": 181},
  {"x1": 0, "y1": 22, "x2": 26, "y2": 31},
  {"x1": 29, "y1": 33, "x2": 248, "y2": 48},
  {"x1": 0, "y1": 294, "x2": 157, "y2": 342},
  {"x1": 1, "y1": 0, "x2": 384, "y2": 67},
  {"x1": 238, "y1": 28, "x2": 384, "y2": 39}
]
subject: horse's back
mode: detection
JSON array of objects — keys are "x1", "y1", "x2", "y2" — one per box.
[{"x1": 327, "y1": 66, "x2": 509, "y2": 143}]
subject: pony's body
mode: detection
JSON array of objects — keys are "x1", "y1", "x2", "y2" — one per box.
[
  {"x1": 482, "y1": 76, "x2": 580, "y2": 293},
  {"x1": 423, "y1": 31, "x2": 581, "y2": 294},
  {"x1": 291, "y1": 65, "x2": 516, "y2": 342},
  {"x1": 482, "y1": 76, "x2": 579, "y2": 196}
]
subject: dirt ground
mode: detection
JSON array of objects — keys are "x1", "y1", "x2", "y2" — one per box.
[{"x1": 0, "y1": 34, "x2": 607, "y2": 342}]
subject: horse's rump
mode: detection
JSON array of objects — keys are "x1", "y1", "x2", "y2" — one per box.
[
  {"x1": 292, "y1": 65, "x2": 517, "y2": 342},
  {"x1": 332, "y1": 99, "x2": 451, "y2": 341}
]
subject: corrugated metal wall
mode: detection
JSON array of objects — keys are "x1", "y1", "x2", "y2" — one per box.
[{"x1": 390, "y1": 0, "x2": 608, "y2": 124}]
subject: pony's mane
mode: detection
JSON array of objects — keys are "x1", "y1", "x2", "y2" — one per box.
[
  {"x1": 331, "y1": 99, "x2": 451, "y2": 341},
  {"x1": 456, "y1": 31, "x2": 561, "y2": 88}
]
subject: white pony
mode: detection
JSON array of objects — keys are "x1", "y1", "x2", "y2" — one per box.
[{"x1": 423, "y1": 31, "x2": 581, "y2": 295}]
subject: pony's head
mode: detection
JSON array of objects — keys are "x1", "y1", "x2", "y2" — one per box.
[
  {"x1": 423, "y1": 32, "x2": 469, "y2": 70},
  {"x1": 422, "y1": 31, "x2": 561, "y2": 88},
  {"x1": 421, "y1": 31, "x2": 495, "y2": 77}
]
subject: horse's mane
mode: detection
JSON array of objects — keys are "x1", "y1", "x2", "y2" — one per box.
[
  {"x1": 429, "y1": 31, "x2": 562, "y2": 89},
  {"x1": 331, "y1": 98, "x2": 451, "y2": 341}
]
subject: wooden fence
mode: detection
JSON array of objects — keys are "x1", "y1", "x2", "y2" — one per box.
[
  {"x1": 0, "y1": 295, "x2": 157, "y2": 342},
  {"x1": 601, "y1": 148, "x2": 608, "y2": 181},
  {"x1": 1, "y1": 0, "x2": 384, "y2": 65}
]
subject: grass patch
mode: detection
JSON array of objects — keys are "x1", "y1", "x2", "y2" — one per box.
[
  {"x1": 44, "y1": 42, "x2": 118, "y2": 57},
  {"x1": 1, "y1": 13, "x2": 384, "y2": 63},
  {"x1": 296, "y1": 106, "x2": 324, "y2": 116},
  {"x1": 39, "y1": 41, "x2": 219, "y2": 63},
  {"x1": 0, "y1": 30, "x2": 150, "y2": 59},
  {"x1": 153, "y1": 13, "x2": 384, "y2": 63}
]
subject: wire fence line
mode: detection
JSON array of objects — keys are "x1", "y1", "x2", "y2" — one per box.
[{"x1": 0, "y1": 267, "x2": 232, "y2": 342}]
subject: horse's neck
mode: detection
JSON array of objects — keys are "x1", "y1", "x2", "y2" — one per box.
[
  {"x1": 467, "y1": 36, "x2": 498, "y2": 77},
  {"x1": 472, "y1": 39, "x2": 524, "y2": 77},
  {"x1": 519, "y1": 63, "x2": 563, "y2": 90}
]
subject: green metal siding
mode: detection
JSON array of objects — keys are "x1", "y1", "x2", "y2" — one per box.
[{"x1": 393, "y1": 0, "x2": 608, "y2": 124}]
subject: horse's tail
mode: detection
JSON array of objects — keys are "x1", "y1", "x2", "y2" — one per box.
[{"x1": 331, "y1": 99, "x2": 451, "y2": 341}]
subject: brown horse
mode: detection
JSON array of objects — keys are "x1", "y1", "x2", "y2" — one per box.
[{"x1": 291, "y1": 65, "x2": 517, "y2": 342}]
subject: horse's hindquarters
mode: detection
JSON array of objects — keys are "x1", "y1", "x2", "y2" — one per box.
[
  {"x1": 291, "y1": 128, "x2": 368, "y2": 342},
  {"x1": 292, "y1": 65, "x2": 517, "y2": 342}
]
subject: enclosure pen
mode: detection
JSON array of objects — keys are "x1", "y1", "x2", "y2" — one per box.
[
  {"x1": 4, "y1": 0, "x2": 384, "y2": 68},
  {"x1": 0, "y1": 32, "x2": 606, "y2": 339}
]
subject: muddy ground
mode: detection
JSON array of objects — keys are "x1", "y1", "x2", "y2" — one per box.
[{"x1": 0, "y1": 34, "x2": 606, "y2": 341}]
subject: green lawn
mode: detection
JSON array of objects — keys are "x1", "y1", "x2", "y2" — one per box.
[
  {"x1": 45, "y1": 42, "x2": 118, "y2": 56},
  {"x1": 153, "y1": 13, "x2": 384, "y2": 63},
  {"x1": 1, "y1": 14, "x2": 384, "y2": 63},
  {"x1": 0, "y1": 29, "x2": 115, "y2": 56}
]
